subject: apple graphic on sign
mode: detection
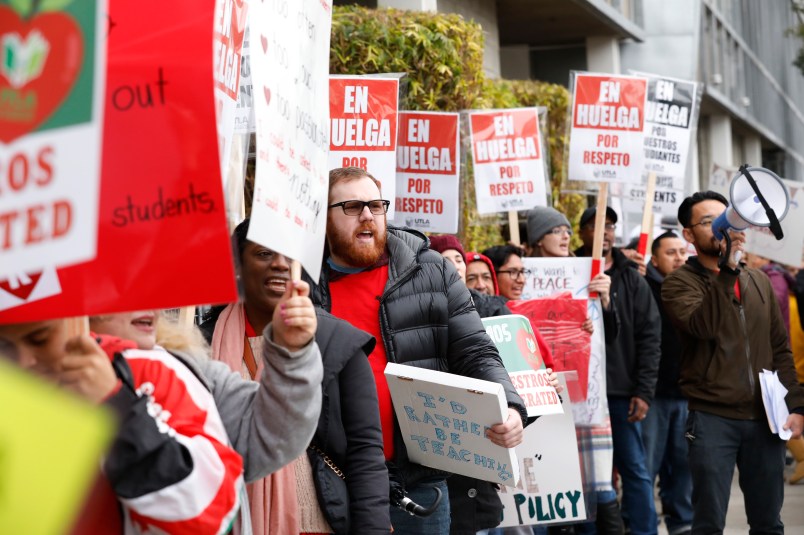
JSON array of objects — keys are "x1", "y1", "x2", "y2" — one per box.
[
  {"x1": 0, "y1": 0, "x2": 84, "y2": 143},
  {"x1": 517, "y1": 328, "x2": 544, "y2": 371}
]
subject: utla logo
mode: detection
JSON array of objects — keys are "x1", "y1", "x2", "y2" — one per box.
[
  {"x1": 0, "y1": 268, "x2": 62, "y2": 311},
  {"x1": 0, "y1": 0, "x2": 83, "y2": 143}
]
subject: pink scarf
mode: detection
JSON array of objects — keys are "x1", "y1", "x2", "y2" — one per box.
[{"x1": 211, "y1": 303, "x2": 300, "y2": 535}]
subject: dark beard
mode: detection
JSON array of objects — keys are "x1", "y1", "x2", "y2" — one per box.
[
  {"x1": 327, "y1": 222, "x2": 387, "y2": 267},
  {"x1": 697, "y1": 237, "x2": 721, "y2": 257}
]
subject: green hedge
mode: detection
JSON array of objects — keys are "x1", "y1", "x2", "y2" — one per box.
[{"x1": 330, "y1": 6, "x2": 585, "y2": 251}]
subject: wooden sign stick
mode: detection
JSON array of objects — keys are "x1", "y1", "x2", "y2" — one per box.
[
  {"x1": 65, "y1": 316, "x2": 89, "y2": 338},
  {"x1": 589, "y1": 182, "x2": 609, "y2": 298},
  {"x1": 178, "y1": 307, "x2": 196, "y2": 329},
  {"x1": 290, "y1": 259, "x2": 302, "y2": 297},
  {"x1": 508, "y1": 211, "x2": 520, "y2": 246},
  {"x1": 636, "y1": 172, "x2": 657, "y2": 258}
]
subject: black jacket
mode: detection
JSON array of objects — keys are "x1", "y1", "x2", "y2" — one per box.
[
  {"x1": 309, "y1": 226, "x2": 528, "y2": 487},
  {"x1": 309, "y1": 310, "x2": 390, "y2": 534},
  {"x1": 200, "y1": 310, "x2": 389, "y2": 533},
  {"x1": 576, "y1": 247, "x2": 661, "y2": 403},
  {"x1": 470, "y1": 289, "x2": 511, "y2": 318},
  {"x1": 645, "y1": 263, "x2": 684, "y2": 399}
]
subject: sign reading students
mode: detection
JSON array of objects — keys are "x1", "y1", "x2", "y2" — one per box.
[
  {"x1": 0, "y1": 0, "x2": 238, "y2": 320},
  {"x1": 568, "y1": 73, "x2": 647, "y2": 184},
  {"x1": 469, "y1": 108, "x2": 548, "y2": 214},
  {"x1": 392, "y1": 111, "x2": 459, "y2": 233},
  {"x1": 0, "y1": 0, "x2": 106, "y2": 279},
  {"x1": 329, "y1": 75, "x2": 399, "y2": 218}
]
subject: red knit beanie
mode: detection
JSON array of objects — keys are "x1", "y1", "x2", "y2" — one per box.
[
  {"x1": 464, "y1": 251, "x2": 500, "y2": 295},
  {"x1": 428, "y1": 234, "x2": 465, "y2": 257}
]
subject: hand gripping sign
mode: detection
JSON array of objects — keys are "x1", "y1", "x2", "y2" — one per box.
[
  {"x1": 392, "y1": 111, "x2": 460, "y2": 233},
  {"x1": 329, "y1": 75, "x2": 399, "y2": 218},
  {"x1": 469, "y1": 108, "x2": 549, "y2": 215},
  {"x1": 567, "y1": 72, "x2": 648, "y2": 184}
]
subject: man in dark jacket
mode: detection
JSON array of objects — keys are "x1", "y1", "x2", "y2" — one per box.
[
  {"x1": 642, "y1": 231, "x2": 692, "y2": 535},
  {"x1": 577, "y1": 206, "x2": 661, "y2": 535},
  {"x1": 311, "y1": 167, "x2": 528, "y2": 535},
  {"x1": 663, "y1": 191, "x2": 804, "y2": 534}
]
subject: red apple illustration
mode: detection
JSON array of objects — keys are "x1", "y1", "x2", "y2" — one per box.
[
  {"x1": 517, "y1": 328, "x2": 544, "y2": 371},
  {"x1": 0, "y1": 5, "x2": 84, "y2": 143}
]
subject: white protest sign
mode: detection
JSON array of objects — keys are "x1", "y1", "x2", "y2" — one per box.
[
  {"x1": 618, "y1": 178, "x2": 684, "y2": 217},
  {"x1": 0, "y1": 0, "x2": 107, "y2": 279},
  {"x1": 498, "y1": 374, "x2": 587, "y2": 527},
  {"x1": 385, "y1": 362, "x2": 520, "y2": 487},
  {"x1": 469, "y1": 108, "x2": 549, "y2": 214},
  {"x1": 329, "y1": 75, "x2": 399, "y2": 218},
  {"x1": 392, "y1": 111, "x2": 460, "y2": 233},
  {"x1": 520, "y1": 257, "x2": 592, "y2": 300},
  {"x1": 248, "y1": 0, "x2": 332, "y2": 281},
  {"x1": 213, "y1": 0, "x2": 248, "y2": 183},
  {"x1": 745, "y1": 179, "x2": 804, "y2": 267},
  {"x1": 708, "y1": 162, "x2": 736, "y2": 198},
  {"x1": 568, "y1": 72, "x2": 648, "y2": 184},
  {"x1": 638, "y1": 73, "x2": 701, "y2": 184}
]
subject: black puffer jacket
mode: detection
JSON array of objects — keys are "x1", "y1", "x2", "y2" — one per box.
[
  {"x1": 309, "y1": 226, "x2": 528, "y2": 487},
  {"x1": 309, "y1": 310, "x2": 390, "y2": 534},
  {"x1": 576, "y1": 247, "x2": 661, "y2": 403},
  {"x1": 470, "y1": 289, "x2": 511, "y2": 318}
]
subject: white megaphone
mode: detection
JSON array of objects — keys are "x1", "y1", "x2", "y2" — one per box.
[{"x1": 712, "y1": 165, "x2": 789, "y2": 265}]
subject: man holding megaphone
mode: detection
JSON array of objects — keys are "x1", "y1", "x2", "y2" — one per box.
[{"x1": 662, "y1": 188, "x2": 804, "y2": 534}]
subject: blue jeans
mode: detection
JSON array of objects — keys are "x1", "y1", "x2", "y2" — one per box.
[
  {"x1": 686, "y1": 410, "x2": 785, "y2": 534},
  {"x1": 389, "y1": 479, "x2": 450, "y2": 534},
  {"x1": 641, "y1": 397, "x2": 692, "y2": 535},
  {"x1": 608, "y1": 396, "x2": 658, "y2": 535}
]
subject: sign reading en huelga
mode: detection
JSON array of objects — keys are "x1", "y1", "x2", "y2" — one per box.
[
  {"x1": 391, "y1": 111, "x2": 460, "y2": 233},
  {"x1": 329, "y1": 74, "x2": 399, "y2": 218},
  {"x1": 469, "y1": 108, "x2": 549, "y2": 214},
  {"x1": 567, "y1": 72, "x2": 648, "y2": 184}
]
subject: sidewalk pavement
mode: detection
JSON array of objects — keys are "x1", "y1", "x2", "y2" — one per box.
[{"x1": 657, "y1": 460, "x2": 804, "y2": 534}]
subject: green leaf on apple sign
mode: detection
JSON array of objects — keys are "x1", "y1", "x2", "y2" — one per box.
[
  {"x1": 39, "y1": 0, "x2": 75, "y2": 12},
  {"x1": 8, "y1": 0, "x2": 34, "y2": 18}
]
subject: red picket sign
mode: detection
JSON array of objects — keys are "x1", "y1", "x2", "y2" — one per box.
[{"x1": 0, "y1": 1, "x2": 237, "y2": 321}]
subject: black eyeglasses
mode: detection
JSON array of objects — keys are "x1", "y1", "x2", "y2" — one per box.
[
  {"x1": 328, "y1": 199, "x2": 390, "y2": 216},
  {"x1": 497, "y1": 268, "x2": 532, "y2": 280},
  {"x1": 688, "y1": 218, "x2": 714, "y2": 229}
]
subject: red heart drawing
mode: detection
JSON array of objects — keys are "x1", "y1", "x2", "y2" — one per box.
[
  {"x1": 0, "y1": 6, "x2": 84, "y2": 143},
  {"x1": 263, "y1": 86, "x2": 271, "y2": 105},
  {"x1": 0, "y1": 271, "x2": 43, "y2": 301},
  {"x1": 260, "y1": 34, "x2": 268, "y2": 53}
]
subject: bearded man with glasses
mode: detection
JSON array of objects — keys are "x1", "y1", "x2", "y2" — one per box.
[{"x1": 307, "y1": 167, "x2": 528, "y2": 535}]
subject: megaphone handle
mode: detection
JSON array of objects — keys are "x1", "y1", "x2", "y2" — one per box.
[{"x1": 719, "y1": 231, "x2": 733, "y2": 270}]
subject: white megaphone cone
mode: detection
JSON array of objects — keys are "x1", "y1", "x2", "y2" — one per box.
[{"x1": 711, "y1": 165, "x2": 790, "y2": 266}]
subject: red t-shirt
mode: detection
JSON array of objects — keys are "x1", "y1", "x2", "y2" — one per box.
[{"x1": 329, "y1": 265, "x2": 395, "y2": 460}]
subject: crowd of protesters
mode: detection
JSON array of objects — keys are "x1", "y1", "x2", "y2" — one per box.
[{"x1": 2, "y1": 166, "x2": 804, "y2": 535}]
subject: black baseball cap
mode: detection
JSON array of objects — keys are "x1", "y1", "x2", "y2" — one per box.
[{"x1": 579, "y1": 206, "x2": 619, "y2": 228}]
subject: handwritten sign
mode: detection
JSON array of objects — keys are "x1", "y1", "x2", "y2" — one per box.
[
  {"x1": 498, "y1": 374, "x2": 586, "y2": 527},
  {"x1": 469, "y1": 108, "x2": 548, "y2": 214},
  {"x1": 745, "y1": 178, "x2": 804, "y2": 267},
  {"x1": 481, "y1": 315, "x2": 563, "y2": 417},
  {"x1": 0, "y1": 358, "x2": 114, "y2": 534},
  {"x1": 385, "y1": 362, "x2": 520, "y2": 487},
  {"x1": 0, "y1": 0, "x2": 238, "y2": 320},
  {"x1": 619, "y1": 177, "x2": 684, "y2": 217},
  {"x1": 329, "y1": 75, "x2": 399, "y2": 218},
  {"x1": 0, "y1": 0, "x2": 106, "y2": 279},
  {"x1": 391, "y1": 111, "x2": 459, "y2": 233},
  {"x1": 233, "y1": 27, "x2": 254, "y2": 135},
  {"x1": 568, "y1": 72, "x2": 647, "y2": 184},
  {"x1": 520, "y1": 257, "x2": 592, "y2": 300},
  {"x1": 248, "y1": 0, "x2": 333, "y2": 281}
]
